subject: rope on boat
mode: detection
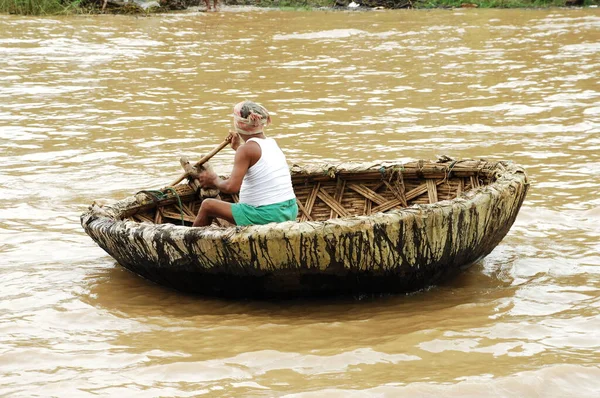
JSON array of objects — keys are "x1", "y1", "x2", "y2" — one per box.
[
  {"x1": 447, "y1": 160, "x2": 458, "y2": 179},
  {"x1": 163, "y1": 187, "x2": 185, "y2": 226},
  {"x1": 136, "y1": 189, "x2": 186, "y2": 226}
]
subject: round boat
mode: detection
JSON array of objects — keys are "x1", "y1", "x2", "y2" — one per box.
[{"x1": 81, "y1": 158, "x2": 529, "y2": 298}]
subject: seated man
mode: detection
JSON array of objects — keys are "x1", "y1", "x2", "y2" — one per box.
[{"x1": 193, "y1": 101, "x2": 298, "y2": 227}]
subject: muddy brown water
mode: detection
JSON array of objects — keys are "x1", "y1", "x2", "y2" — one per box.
[{"x1": 1, "y1": 8, "x2": 599, "y2": 397}]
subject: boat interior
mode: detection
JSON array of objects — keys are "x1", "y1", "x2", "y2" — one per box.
[{"x1": 121, "y1": 159, "x2": 500, "y2": 227}]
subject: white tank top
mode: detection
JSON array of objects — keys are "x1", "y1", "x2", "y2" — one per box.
[{"x1": 239, "y1": 137, "x2": 296, "y2": 206}]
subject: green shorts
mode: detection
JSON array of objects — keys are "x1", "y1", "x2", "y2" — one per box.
[{"x1": 231, "y1": 198, "x2": 298, "y2": 226}]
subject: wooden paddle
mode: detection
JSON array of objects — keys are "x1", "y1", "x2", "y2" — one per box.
[{"x1": 169, "y1": 138, "x2": 230, "y2": 187}]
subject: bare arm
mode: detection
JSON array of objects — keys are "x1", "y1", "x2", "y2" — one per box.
[{"x1": 197, "y1": 141, "x2": 260, "y2": 194}]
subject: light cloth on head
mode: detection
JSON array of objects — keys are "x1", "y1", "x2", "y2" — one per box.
[{"x1": 232, "y1": 101, "x2": 271, "y2": 136}]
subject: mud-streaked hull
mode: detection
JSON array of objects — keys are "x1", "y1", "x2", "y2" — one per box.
[{"x1": 81, "y1": 160, "x2": 528, "y2": 298}]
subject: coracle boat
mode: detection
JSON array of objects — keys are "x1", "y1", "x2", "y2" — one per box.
[{"x1": 81, "y1": 157, "x2": 528, "y2": 298}]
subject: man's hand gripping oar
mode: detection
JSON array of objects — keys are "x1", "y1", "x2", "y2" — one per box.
[{"x1": 169, "y1": 135, "x2": 232, "y2": 187}]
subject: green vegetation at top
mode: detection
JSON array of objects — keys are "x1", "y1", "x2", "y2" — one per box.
[
  {"x1": 0, "y1": 0, "x2": 81, "y2": 14},
  {"x1": 1, "y1": 0, "x2": 599, "y2": 16}
]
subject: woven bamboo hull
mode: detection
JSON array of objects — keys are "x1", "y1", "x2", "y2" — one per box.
[{"x1": 81, "y1": 159, "x2": 528, "y2": 298}]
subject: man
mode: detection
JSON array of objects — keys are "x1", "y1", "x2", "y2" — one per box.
[
  {"x1": 204, "y1": 0, "x2": 218, "y2": 12},
  {"x1": 192, "y1": 101, "x2": 298, "y2": 227}
]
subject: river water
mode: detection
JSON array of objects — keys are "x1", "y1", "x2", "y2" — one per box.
[{"x1": 1, "y1": 7, "x2": 599, "y2": 397}]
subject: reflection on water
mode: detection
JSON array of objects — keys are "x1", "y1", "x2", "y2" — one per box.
[{"x1": 1, "y1": 8, "x2": 599, "y2": 396}]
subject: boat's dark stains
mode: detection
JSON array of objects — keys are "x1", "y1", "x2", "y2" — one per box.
[
  {"x1": 220, "y1": 240, "x2": 251, "y2": 273},
  {"x1": 182, "y1": 230, "x2": 213, "y2": 266},
  {"x1": 80, "y1": 162, "x2": 529, "y2": 298},
  {"x1": 410, "y1": 212, "x2": 429, "y2": 268},
  {"x1": 336, "y1": 230, "x2": 367, "y2": 271},
  {"x1": 128, "y1": 224, "x2": 161, "y2": 281},
  {"x1": 300, "y1": 233, "x2": 321, "y2": 270},
  {"x1": 373, "y1": 222, "x2": 403, "y2": 271},
  {"x1": 439, "y1": 207, "x2": 455, "y2": 268},
  {"x1": 246, "y1": 235, "x2": 265, "y2": 272},
  {"x1": 282, "y1": 233, "x2": 299, "y2": 269},
  {"x1": 252, "y1": 233, "x2": 278, "y2": 271},
  {"x1": 152, "y1": 229, "x2": 192, "y2": 289}
]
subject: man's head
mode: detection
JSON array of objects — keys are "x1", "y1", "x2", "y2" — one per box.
[{"x1": 232, "y1": 101, "x2": 271, "y2": 136}]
